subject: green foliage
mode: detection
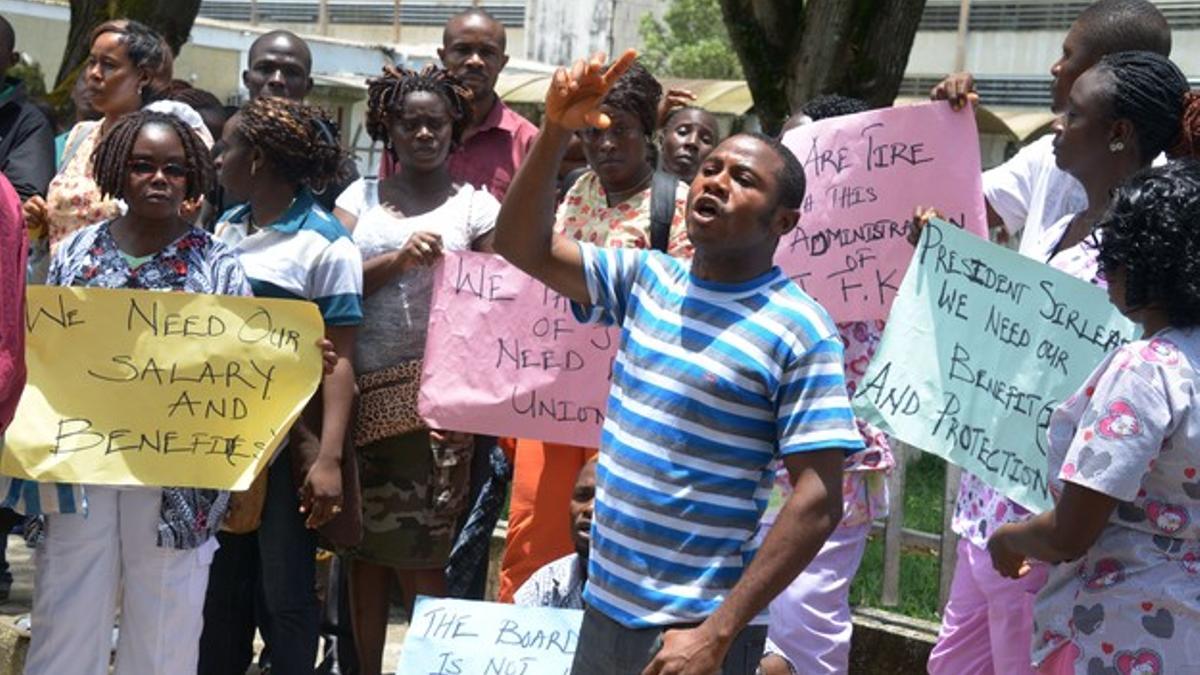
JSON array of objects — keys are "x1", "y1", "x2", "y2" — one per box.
[
  {"x1": 9, "y1": 60, "x2": 48, "y2": 97},
  {"x1": 850, "y1": 455, "x2": 948, "y2": 621},
  {"x1": 639, "y1": 0, "x2": 743, "y2": 80}
]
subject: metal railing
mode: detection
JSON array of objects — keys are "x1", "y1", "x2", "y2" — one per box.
[{"x1": 875, "y1": 443, "x2": 961, "y2": 611}]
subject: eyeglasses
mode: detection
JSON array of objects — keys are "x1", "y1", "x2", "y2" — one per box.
[{"x1": 127, "y1": 160, "x2": 190, "y2": 180}]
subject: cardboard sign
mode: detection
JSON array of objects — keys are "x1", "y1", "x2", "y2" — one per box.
[
  {"x1": 853, "y1": 220, "x2": 1137, "y2": 511},
  {"x1": 779, "y1": 102, "x2": 988, "y2": 321},
  {"x1": 420, "y1": 252, "x2": 616, "y2": 447},
  {"x1": 395, "y1": 596, "x2": 582, "y2": 675},
  {"x1": 3, "y1": 286, "x2": 323, "y2": 490}
]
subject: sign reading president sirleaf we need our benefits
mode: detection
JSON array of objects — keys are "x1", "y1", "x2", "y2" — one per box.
[
  {"x1": 4, "y1": 287, "x2": 324, "y2": 491},
  {"x1": 853, "y1": 220, "x2": 1137, "y2": 512}
]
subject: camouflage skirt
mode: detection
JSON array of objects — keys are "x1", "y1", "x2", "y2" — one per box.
[{"x1": 345, "y1": 430, "x2": 473, "y2": 569}]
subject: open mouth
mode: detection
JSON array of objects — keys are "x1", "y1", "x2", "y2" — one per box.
[{"x1": 692, "y1": 194, "x2": 722, "y2": 219}]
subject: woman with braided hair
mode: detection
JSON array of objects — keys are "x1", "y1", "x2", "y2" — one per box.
[
  {"x1": 332, "y1": 63, "x2": 496, "y2": 675},
  {"x1": 0, "y1": 109, "x2": 249, "y2": 674},
  {"x1": 919, "y1": 49, "x2": 1190, "y2": 675},
  {"x1": 199, "y1": 96, "x2": 364, "y2": 675}
]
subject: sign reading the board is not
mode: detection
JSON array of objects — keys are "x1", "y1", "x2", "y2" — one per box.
[{"x1": 395, "y1": 596, "x2": 581, "y2": 674}]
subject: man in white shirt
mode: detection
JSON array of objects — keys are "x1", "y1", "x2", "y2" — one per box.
[{"x1": 932, "y1": 0, "x2": 1171, "y2": 259}]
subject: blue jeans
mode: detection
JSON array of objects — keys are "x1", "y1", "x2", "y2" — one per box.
[{"x1": 199, "y1": 452, "x2": 320, "y2": 675}]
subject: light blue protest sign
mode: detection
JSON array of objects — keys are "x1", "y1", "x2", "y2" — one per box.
[
  {"x1": 852, "y1": 219, "x2": 1138, "y2": 512},
  {"x1": 395, "y1": 596, "x2": 582, "y2": 675}
]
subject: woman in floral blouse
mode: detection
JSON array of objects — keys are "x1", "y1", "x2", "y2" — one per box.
[
  {"x1": 24, "y1": 20, "x2": 172, "y2": 281},
  {"x1": 2, "y1": 110, "x2": 247, "y2": 675}
]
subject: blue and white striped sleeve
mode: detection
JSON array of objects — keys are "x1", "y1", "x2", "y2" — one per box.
[
  {"x1": 776, "y1": 336, "x2": 864, "y2": 455},
  {"x1": 569, "y1": 242, "x2": 643, "y2": 327},
  {"x1": 310, "y1": 238, "x2": 363, "y2": 327}
]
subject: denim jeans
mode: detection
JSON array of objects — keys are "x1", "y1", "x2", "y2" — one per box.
[
  {"x1": 199, "y1": 452, "x2": 320, "y2": 675},
  {"x1": 570, "y1": 605, "x2": 767, "y2": 675}
]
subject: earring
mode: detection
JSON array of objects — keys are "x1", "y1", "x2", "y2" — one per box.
[
  {"x1": 250, "y1": 161, "x2": 259, "y2": 177},
  {"x1": 1109, "y1": 140, "x2": 1125, "y2": 153}
]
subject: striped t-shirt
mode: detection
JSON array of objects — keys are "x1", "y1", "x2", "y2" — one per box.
[
  {"x1": 215, "y1": 189, "x2": 363, "y2": 327},
  {"x1": 572, "y1": 244, "x2": 864, "y2": 628}
]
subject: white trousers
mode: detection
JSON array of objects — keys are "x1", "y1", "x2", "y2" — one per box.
[{"x1": 25, "y1": 486, "x2": 218, "y2": 675}]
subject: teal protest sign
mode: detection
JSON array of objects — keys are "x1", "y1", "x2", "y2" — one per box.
[
  {"x1": 852, "y1": 220, "x2": 1137, "y2": 512},
  {"x1": 394, "y1": 596, "x2": 581, "y2": 674}
]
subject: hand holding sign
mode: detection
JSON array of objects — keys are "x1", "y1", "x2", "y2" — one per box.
[{"x1": 853, "y1": 220, "x2": 1137, "y2": 512}]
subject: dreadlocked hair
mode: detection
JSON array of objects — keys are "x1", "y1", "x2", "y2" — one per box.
[
  {"x1": 365, "y1": 64, "x2": 472, "y2": 155},
  {"x1": 1097, "y1": 160, "x2": 1200, "y2": 327},
  {"x1": 1093, "y1": 51, "x2": 1188, "y2": 163},
  {"x1": 91, "y1": 109, "x2": 214, "y2": 203},
  {"x1": 236, "y1": 96, "x2": 347, "y2": 191}
]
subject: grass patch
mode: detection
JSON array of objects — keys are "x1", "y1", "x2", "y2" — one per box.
[{"x1": 849, "y1": 454, "x2": 948, "y2": 622}]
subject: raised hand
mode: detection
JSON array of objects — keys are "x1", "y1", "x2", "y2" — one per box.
[{"x1": 544, "y1": 49, "x2": 639, "y2": 131}]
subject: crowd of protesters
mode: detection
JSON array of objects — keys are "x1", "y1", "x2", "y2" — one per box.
[{"x1": 3, "y1": 1, "x2": 1200, "y2": 673}]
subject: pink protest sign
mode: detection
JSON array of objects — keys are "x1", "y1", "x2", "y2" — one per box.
[
  {"x1": 778, "y1": 101, "x2": 987, "y2": 321},
  {"x1": 419, "y1": 251, "x2": 616, "y2": 446}
]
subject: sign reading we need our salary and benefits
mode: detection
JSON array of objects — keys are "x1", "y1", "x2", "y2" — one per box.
[
  {"x1": 3, "y1": 286, "x2": 324, "y2": 491},
  {"x1": 395, "y1": 596, "x2": 582, "y2": 675},
  {"x1": 420, "y1": 251, "x2": 617, "y2": 447},
  {"x1": 852, "y1": 220, "x2": 1138, "y2": 513},
  {"x1": 779, "y1": 101, "x2": 988, "y2": 322}
]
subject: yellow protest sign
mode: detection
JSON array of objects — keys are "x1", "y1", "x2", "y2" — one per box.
[{"x1": 3, "y1": 286, "x2": 324, "y2": 491}]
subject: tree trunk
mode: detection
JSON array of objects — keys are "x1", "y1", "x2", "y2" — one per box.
[
  {"x1": 54, "y1": 0, "x2": 203, "y2": 91},
  {"x1": 719, "y1": 0, "x2": 803, "y2": 134},
  {"x1": 721, "y1": 0, "x2": 927, "y2": 133}
]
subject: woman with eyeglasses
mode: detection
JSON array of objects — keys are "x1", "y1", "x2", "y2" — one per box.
[{"x1": 2, "y1": 109, "x2": 247, "y2": 675}]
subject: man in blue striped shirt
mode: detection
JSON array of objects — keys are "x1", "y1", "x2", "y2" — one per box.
[{"x1": 495, "y1": 50, "x2": 865, "y2": 675}]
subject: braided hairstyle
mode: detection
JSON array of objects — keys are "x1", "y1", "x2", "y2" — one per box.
[
  {"x1": 233, "y1": 96, "x2": 347, "y2": 191},
  {"x1": 1097, "y1": 160, "x2": 1200, "y2": 326},
  {"x1": 91, "y1": 109, "x2": 214, "y2": 202},
  {"x1": 1092, "y1": 51, "x2": 1188, "y2": 163},
  {"x1": 802, "y1": 94, "x2": 870, "y2": 122},
  {"x1": 89, "y1": 20, "x2": 171, "y2": 104},
  {"x1": 601, "y1": 60, "x2": 662, "y2": 142},
  {"x1": 365, "y1": 64, "x2": 472, "y2": 157}
]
